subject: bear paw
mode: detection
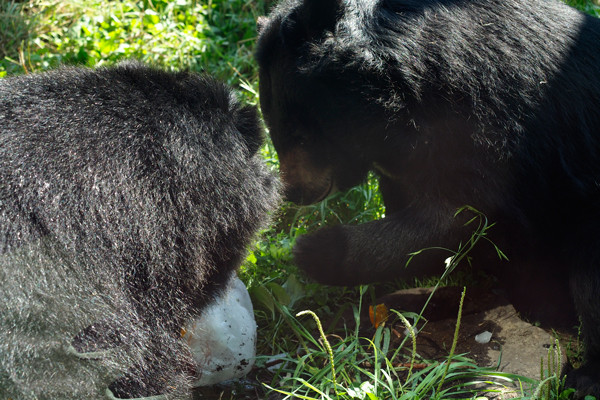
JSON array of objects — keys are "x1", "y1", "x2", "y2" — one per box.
[
  {"x1": 293, "y1": 226, "x2": 352, "y2": 286},
  {"x1": 564, "y1": 362, "x2": 600, "y2": 399}
]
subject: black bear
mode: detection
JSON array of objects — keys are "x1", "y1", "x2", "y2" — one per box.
[
  {"x1": 0, "y1": 61, "x2": 280, "y2": 399},
  {"x1": 256, "y1": 0, "x2": 600, "y2": 397}
]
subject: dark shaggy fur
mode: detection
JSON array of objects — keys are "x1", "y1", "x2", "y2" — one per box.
[
  {"x1": 0, "y1": 61, "x2": 280, "y2": 399},
  {"x1": 256, "y1": 0, "x2": 600, "y2": 396}
]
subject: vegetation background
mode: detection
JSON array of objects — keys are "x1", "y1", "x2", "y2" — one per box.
[{"x1": 1, "y1": 0, "x2": 599, "y2": 398}]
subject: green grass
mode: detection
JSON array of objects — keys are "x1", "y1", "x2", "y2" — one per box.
[
  {"x1": 0, "y1": 1, "x2": 32, "y2": 63},
  {"x1": 260, "y1": 287, "x2": 503, "y2": 400},
  {"x1": 564, "y1": 0, "x2": 600, "y2": 15},
  {"x1": 0, "y1": 0, "x2": 268, "y2": 93},
  {"x1": 1, "y1": 0, "x2": 599, "y2": 398}
]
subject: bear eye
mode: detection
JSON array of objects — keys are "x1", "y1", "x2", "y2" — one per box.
[
  {"x1": 288, "y1": 132, "x2": 310, "y2": 147},
  {"x1": 297, "y1": 135, "x2": 312, "y2": 147}
]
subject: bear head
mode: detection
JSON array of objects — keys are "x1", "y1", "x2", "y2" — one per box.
[{"x1": 256, "y1": 0, "x2": 409, "y2": 205}]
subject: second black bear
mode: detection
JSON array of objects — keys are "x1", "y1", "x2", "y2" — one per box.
[
  {"x1": 256, "y1": 0, "x2": 600, "y2": 397},
  {"x1": 0, "y1": 61, "x2": 279, "y2": 399}
]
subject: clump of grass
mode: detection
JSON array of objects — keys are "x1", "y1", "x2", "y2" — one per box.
[
  {"x1": 534, "y1": 339, "x2": 568, "y2": 399},
  {"x1": 0, "y1": 0, "x2": 268, "y2": 91},
  {"x1": 261, "y1": 285, "x2": 518, "y2": 400},
  {"x1": 257, "y1": 209, "x2": 522, "y2": 399},
  {"x1": 0, "y1": 1, "x2": 33, "y2": 76},
  {"x1": 564, "y1": 0, "x2": 600, "y2": 16},
  {"x1": 532, "y1": 339, "x2": 597, "y2": 400},
  {"x1": 253, "y1": 208, "x2": 587, "y2": 399},
  {"x1": 24, "y1": 1, "x2": 214, "y2": 71}
]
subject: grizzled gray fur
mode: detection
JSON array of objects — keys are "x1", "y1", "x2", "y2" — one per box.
[{"x1": 0, "y1": 61, "x2": 280, "y2": 399}]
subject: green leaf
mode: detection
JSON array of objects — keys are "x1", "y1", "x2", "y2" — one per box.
[
  {"x1": 246, "y1": 251, "x2": 257, "y2": 265},
  {"x1": 282, "y1": 274, "x2": 305, "y2": 308},
  {"x1": 143, "y1": 12, "x2": 160, "y2": 25},
  {"x1": 249, "y1": 285, "x2": 274, "y2": 316},
  {"x1": 267, "y1": 282, "x2": 290, "y2": 306}
]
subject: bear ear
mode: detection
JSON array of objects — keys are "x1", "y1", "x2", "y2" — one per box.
[
  {"x1": 257, "y1": 16, "x2": 269, "y2": 34},
  {"x1": 279, "y1": 0, "x2": 342, "y2": 47},
  {"x1": 235, "y1": 104, "x2": 264, "y2": 156},
  {"x1": 301, "y1": 0, "x2": 342, "y2": 36}
]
